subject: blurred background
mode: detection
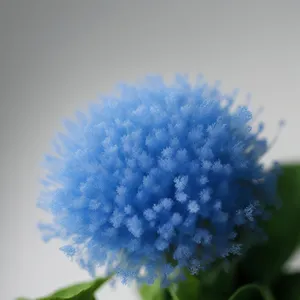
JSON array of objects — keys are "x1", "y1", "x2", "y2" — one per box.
[{"x1": 1, "y1": 1, "x2": 300, "y2": 299}]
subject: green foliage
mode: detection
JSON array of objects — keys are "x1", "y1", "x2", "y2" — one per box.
[
  {"x1": 139, "y1": 280, "x2": 166, "y2": 300},
  {"x1": 228, "y1": 284, "x2": 274, "y2": 300},
  {"x1": 171, "y1": 271, "x2": 201, "y2": 300},
  {"x1": 239, "y1": 164, "x2": 300, "y2": 284},
  {"x1": 16, "y1": 277, "x2": 110, "y2": 300}
]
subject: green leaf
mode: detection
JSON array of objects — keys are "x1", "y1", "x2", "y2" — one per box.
[
  {"x1": 167, "y1": 263, "x2": 237, "y2": 300},
  {"x1": 30, "y1": 277, "x2": 110, "y2": 300},
  {"x1": 168, "y1": 285, "x2": 179, "y2": 300},
  {"x1": 239, "y1": 164, "x2": 300, "y2": 284},
  {"x1": 198, "y1": 264, "x2": 237, "y2": 300},
  {"x1": 139, "y1": 280, "x2": 166, "y2": 300},
  {"x1": 229, "y1": 284, "x2": 275, "y2": 300},
  {"x1": 272, "y1": 272, "x2": 300, "y2": 299},
  {"x1": 171, "y1": 272, "x2": 201, "y2": 300}
]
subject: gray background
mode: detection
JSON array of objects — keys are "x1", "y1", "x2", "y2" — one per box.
[{"x1": 1, "y1": 1, "x2": 300, "y2": 299}]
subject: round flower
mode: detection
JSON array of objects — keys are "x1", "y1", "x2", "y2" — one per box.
[{"x1": 38, "y1": 74, "x2": 279, "y2": 286}]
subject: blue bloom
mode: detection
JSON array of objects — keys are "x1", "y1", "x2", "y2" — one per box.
[{"x1": 38, "y1": 74, "x2": 279, "y2": 286}]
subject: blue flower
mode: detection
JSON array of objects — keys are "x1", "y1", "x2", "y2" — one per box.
[{"x1": 38, "y1": 74, "x2": 279, "y2": 286}]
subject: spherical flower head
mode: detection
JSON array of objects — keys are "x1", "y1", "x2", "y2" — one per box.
[{"x1": 38, "y1": 74, "x2": 280, "y2": 286}]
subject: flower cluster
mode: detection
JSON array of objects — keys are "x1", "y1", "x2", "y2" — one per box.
[{"x1": 38, "y1": 74, "x2": 279, "y2": 286}]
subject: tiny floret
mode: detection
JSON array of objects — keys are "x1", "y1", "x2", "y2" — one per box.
[{"x1": 38, "y1": 74, "x2": 279, "y2": 286}]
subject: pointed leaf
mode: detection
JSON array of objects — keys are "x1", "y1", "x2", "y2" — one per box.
[{"x1": 36, "y1": 277, "x2": 110, "y2": 300}]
